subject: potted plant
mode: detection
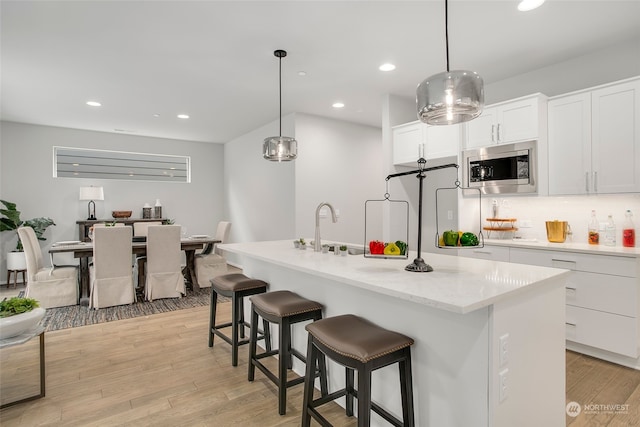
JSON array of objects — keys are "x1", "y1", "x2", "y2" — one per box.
[
  {"x1": 1, "y1": 200, "x2": 56, "y2": 271},
  {"x1": 0, "y1": 297, "x2": 45, "y2": 339},
  {"x1": 339, "y1": 245, "x2": 348, "y2": 256}
]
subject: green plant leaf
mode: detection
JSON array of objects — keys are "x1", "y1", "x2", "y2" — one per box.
[{"x1": 0, "y1": 297, "x2": 40, "y2": 318}]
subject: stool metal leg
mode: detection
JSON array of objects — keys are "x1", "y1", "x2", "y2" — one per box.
[
  {"x1": 301, "y1": 334, "x2": 317, "y2": 427},
  {"x1": 231, "y1": 293, "x2": 242, "y2": 366},
  {"x1": 248, "y1": 308, "x2": 259, "y2": 381},
  {"x1": 346, "y1": 367, "x2": 355, "y2": 417},
  {"x1": 400, "y1": 349, "x2": 415, "y2": 427},
  {"x1": 208, "y1": 289, "x2": 218, "y2": 347},
  {"x1": 278, "y1": 317, "x2": 289, "y2": 415},
  {"x1": 358, "y1": 366, "x2": 372, "y2": 427}
]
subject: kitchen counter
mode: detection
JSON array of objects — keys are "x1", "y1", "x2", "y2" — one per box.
[
  {"x1": 220, "y1": 240, "x2": 568, "y2": 314},
  {"x1": 485, "y1": 238, "x2": 640, "y2": 257},
  {"x1": 220, "y1": 240, "x2": 569, "y2": 427}
]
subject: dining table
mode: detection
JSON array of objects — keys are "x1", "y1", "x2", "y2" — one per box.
[{"x1": 49, "y1": 236, "x2": 220, "y2": 305}]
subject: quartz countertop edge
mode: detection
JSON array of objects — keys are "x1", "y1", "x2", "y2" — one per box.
[
  {"x1": 220, "y1": 240, "x2": 571, "y2": 315},
  {"x1": 484, "y1": 238, "x2": 640, "y2": 257}
]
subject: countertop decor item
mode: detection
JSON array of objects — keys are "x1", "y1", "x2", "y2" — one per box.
[
  {"x1": 79, "y1": 186, "x2": 104, "y2": 220},
  {"x1": 0, "y1": 297, "x2": 45, "y2": 340},
  {"x1": 263, "y1": 50, "x2": 297, "y2": 161},
  {"x1": 416, "y1": 0, "x2": 484, "y2": 125},
  {"x1": 112, "y1": 210, "x2": 132, "y2": 218}
]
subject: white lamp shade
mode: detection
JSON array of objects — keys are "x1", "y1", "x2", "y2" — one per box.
[
  {"x1": 79, "y1": 186, "x2": 104, "y2": 201},
  {"x1": 416, "y1": 70, "x2": 484, "y2": 125}
]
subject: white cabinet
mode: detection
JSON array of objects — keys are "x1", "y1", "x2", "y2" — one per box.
[
  {"x1": 392, "y1": 120, "x2": 461, "y2": 166},
  {"x1": 465, "y1": 94, "x2": 547, "y2": 149},
  {"x1": 457, "y1": 245, "x2": 510, "y2": 262},
  {"x1": 548, "y1": 78, "x2": 640, "y2": 195},
  {"x1": 509, "y1": 247, "x2": 639, "y2": 358}
]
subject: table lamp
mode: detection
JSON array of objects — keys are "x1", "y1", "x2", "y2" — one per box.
[{"x1": 79, "y1": 186, "x2": 104, "y2": 220}]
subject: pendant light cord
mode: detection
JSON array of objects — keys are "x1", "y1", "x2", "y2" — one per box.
[
  {"x1": 278, "y1": 54, "x2": 282, "y2": 137},
  {"x1": 445, "y1": 0, "x2": 450, "y2": 72}
]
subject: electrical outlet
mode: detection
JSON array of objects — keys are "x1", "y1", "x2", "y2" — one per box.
[
  {"x1": 499, "y1": 333, "x2": 509, "y2": 367},
  {"x1": 519, "y1": 219, "x2": 533, "y2": 228},
  {"x1": 447, "y1": 210, "x2": 454, "y2": 220},
  {"x1": 499, "y1": 369, "x2": 509, "y2": 402}
]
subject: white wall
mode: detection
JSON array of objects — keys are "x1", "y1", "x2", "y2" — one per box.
[
  {"x1": 294, "y1": 114, "x2": 383, "y2": 245},
  {"x1": 0, "y1": 121, "x2": 224, "y2": 273},
  {"x1": 223, "y1": 114, "x2": 296, "y2": 246}
]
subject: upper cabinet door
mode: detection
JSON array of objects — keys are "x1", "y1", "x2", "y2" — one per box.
[
  {"x1": 424, "y1": 123, "x2": 461, "y2": 160},
  {"x1": 465, "y1": 107, "x2": 497, "y2": 149},
  {"x1": 498, "y1": 97, "x2": 541, "y2": 144},
  {"x1": 464, "y1": 94, "x2": 545, "y2": 149},
  {"x1": 591, "y1": 80, "x2": 640, "y2": 194},
  {"x1": 548, "y1": 93, "x2": 592, "y2": 195},
  {"x1": 392, "y1": 121, "x2": 424, "y2": 165}
]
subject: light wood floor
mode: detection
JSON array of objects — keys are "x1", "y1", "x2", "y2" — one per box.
[{"x1": 1, "y1": 302, "x2": 639, "y2": 426}]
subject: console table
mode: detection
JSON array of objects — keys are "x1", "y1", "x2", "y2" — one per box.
[
  {"x1": 76, "y1": 218, "x2": 168, "y2": 242},
  {"x1": 0, "y1": 326, "x2": 45, "y2": 408}
]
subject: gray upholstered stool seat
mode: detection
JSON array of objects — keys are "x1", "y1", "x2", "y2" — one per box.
[
  {"x1": 302, "y1": 314, "x2": 415, "y2": 427},
  {"x1": 248, "y1": 290, "x2": 327, "y2": 415},
  {"x1": 209, "y1": 273, "x2": 270, "y2": 366}
]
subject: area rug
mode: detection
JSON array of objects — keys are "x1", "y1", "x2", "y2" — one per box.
[{"x1": 41, "y1": 287, "x2": 227, "y2": 332}]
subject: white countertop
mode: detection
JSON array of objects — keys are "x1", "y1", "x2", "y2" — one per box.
[
  {"x1": 220, "y1": 240, "x2": 570, "y2": 314},
  {"x1": 484, "y1": 238, "x2": 640, "y2": 257}
]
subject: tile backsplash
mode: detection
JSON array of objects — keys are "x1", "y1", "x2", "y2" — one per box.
[{"x1": 460, "y1": 193, "x2": 640, "y2": 246}]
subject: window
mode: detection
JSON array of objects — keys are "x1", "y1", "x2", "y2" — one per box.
[{"x1": 54, "y1": 147, "x2": 190, "y2": 183}]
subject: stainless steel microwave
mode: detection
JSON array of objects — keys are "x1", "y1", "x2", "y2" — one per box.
[{"x1": 462, "y1": 140, "x2": 537, "y2": 194}]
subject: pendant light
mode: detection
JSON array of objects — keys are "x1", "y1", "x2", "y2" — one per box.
[
  {"x1": 416, "y1": 0, "x2": 484, "y2": 125},
  {"x1": 263, "y1": 49, "x2": 297, "y2": 161}
]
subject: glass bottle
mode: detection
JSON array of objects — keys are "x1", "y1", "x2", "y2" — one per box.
[
  {"x1": 604, "y1": 214, "x2": 616, "y2": 246},
  {"x1": 623, "y1": 209, "x2": 636, "y2": 248},
  {"x1": 588, "y1": 210, "x2": 599, "y2": 245}
]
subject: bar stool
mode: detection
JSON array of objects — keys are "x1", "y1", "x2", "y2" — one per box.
[
  {"x1": 302, "y1": 314, "x2": 415, "y2": 427},
  {"x1": 248, "y1": 290, "x2": 327, "y2": 415},
  {"x1": 209, "y1": 273, "x2": 270, "y2": 366}
]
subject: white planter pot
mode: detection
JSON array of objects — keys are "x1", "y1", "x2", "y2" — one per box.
[
  {"x1": 0, "y1": 307, "x2": 45, "y2": 340},
  {"x1": 6, "y1": 251, "x2": 27, "y2": 271}
]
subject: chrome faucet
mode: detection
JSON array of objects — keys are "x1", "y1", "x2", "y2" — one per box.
[{"x1": 314, "y1": 202, "x2": 337, "y2": 252}]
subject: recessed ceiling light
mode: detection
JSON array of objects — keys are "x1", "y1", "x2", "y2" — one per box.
[
  {"x1": 86, "y1": 101, "x2": 101, "y2": 107},
  {"x1": 298, "y1": 71, "x2": 307, "y2": 76},
  {"x1": 517, "y1": 0, "x2": 545, "y2": 11},
  {"x1": 332, "y1": 102, "x2": 345, "y2": 109},
  {"x1": 153, "y1": 114, "x2": 160, "y2": 118},
  {"x1": 177, "y1": 114, "x2": 189, "y2": 119},
  {"x1": 379, "y1": 63, "x2": 396, "y2": 72}
]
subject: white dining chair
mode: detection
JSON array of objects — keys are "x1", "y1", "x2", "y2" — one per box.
[
  {"x1": 17, "y1": 226, "x2": 79, "y2": 308},
  {"x1": 89, "y1": 226, "x2": 135, "y2": 309},
  {"x1": 194, "y1": 221, "x2": 231, "y2": 288},
  {"x1": 133, "y1": 221, "x2": 162, "y2": 237},
  {"x1": 145, "y1": 225, "x2": 185, "y2": 301}
]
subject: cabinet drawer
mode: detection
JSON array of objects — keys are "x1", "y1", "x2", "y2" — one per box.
[
  {"x1": 509, "y1": 248, "x2": 637, "y2": 277},
  {"x1": 566, "y1": 271, "x2": 637, "y2": 317},
  {"x1": 458, "y1": 245, "x2": 510, "y2": 262},
  {"x1": 566, "y1": 305, "x2": 638, "y2": 358}
]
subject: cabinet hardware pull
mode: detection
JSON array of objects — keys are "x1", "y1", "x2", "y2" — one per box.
[
  {"x1": 497, "y1": 124, "x2": 501, "y2": 142},
  {"x1": 473, "y1": 251, "x2": 492, "y2": 255},
  {"x1": 491, "y1": 125, "x2": 495, "y2": 142},
  {"x1": 551, "y1": 258, "x2": 574, "y2": 263},
  {"x1": 594, "y1": 171, "x2": 598, "y2": 192},
  {"x1": 565, "y1": 322, "x2": 577, "y2": 327},
  {"x1": 565, "y1": 287, "x2": 577, "y2": 291},
  {"x1": 585, "y1": 172, "x2": 590, "y2": 192}
]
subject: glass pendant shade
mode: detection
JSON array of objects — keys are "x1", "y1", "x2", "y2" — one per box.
[
  {"x1": 417, "y1": 70, "x2": 484, "y2": 125},
  {"x1": 263, "y1": 136, "x2": 297, "y2": 161}
]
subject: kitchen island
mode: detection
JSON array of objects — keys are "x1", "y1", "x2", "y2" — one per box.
[{"x1": 219, "y1": 240, "x2": 570, "y2": 427}]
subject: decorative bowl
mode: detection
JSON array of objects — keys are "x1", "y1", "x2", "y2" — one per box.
[
  {"x1": 112, "y1": 210, "x2": 132, "y2": 218},
  {"x1": 0, "y1": 307, "x2": 46, "y2": 340}
]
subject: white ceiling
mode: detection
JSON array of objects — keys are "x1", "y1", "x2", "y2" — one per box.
[{"x1": 2, "y1": 0, "x2": 639, "y2": 143}]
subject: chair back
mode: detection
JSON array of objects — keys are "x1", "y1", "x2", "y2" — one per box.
[
  {"x1": 215, "y1": 221, "x2": 232, "y2": 243},
  {"x1": 146, "y1": 225, "x2": 181, "y2": 274},
  {"x1": 17, "y1": 226, "x2": 44, "y2": 280},
  {"x1": 93, "y1": 226, "x2": 132, "y2": 280},
  {"x1": 134, "y1": 221, "x2": 162, "y2": 237}
]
